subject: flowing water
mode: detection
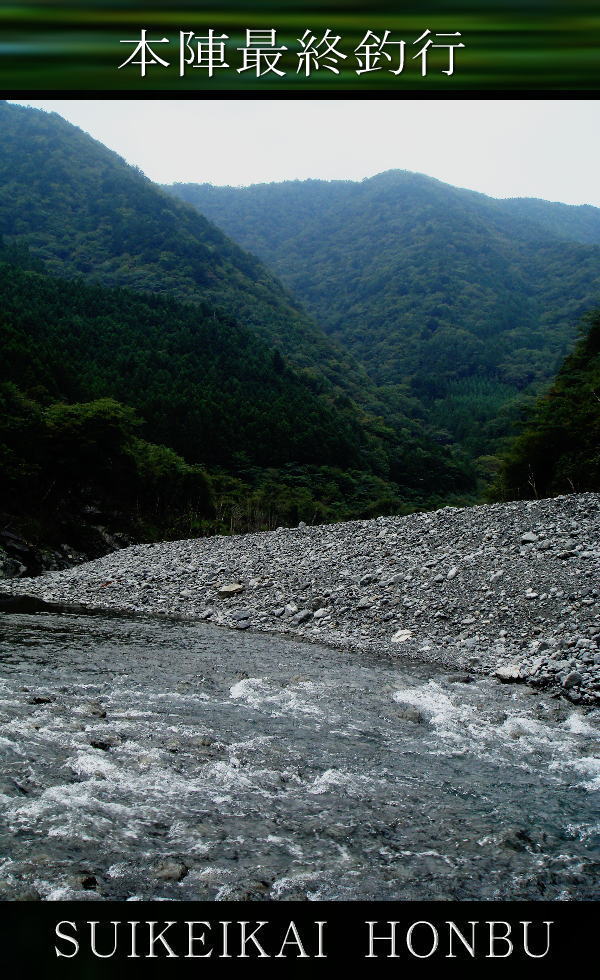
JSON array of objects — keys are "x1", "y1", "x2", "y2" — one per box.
[{"x1": 0, "y1": 605, "x2": 598, "y2": 901}]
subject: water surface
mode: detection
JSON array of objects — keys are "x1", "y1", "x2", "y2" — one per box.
[{"x1": 0, "y1": 609, "x2": 598, "y2": 901}]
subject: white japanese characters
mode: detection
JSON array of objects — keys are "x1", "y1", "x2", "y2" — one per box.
[{"x1": 118, "y1": 27, "x2": 465, "y2": 78}]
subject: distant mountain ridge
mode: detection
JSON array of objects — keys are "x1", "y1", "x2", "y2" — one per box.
[
  {"x1": 166, "y1": 169, "x2": 600, "y2": 249},
  {"x1": 497, "y1": 197, "x2": 600, "y2": 246},
  {"x1": 165, "y1": 171, "x2": 600, "y2": 457}
]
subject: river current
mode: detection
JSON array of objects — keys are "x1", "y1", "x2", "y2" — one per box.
[{"x1": 0, "y1": 607, "x2": 598, "y2": 901}]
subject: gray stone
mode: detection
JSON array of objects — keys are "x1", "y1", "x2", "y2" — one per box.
[
  {"x1": 521, "y1": 532, "x2": 538, "y2": 544},
  {"x1": 494, "y1": 664, "x2": 522, "y2": 682},
  {"x1": 2, "y1": 492, "x2": 599, "y2": 705},
  {"x1": 499, "y1": 827, "x2": 535, "y2": 852},
  {"x1": 217, "y1": 583, "x2": 244, "y2": 598},
  {"x1": 563, "y1": 671, "x2": 584, "y2": 689},
  {"x1": 79, "y1": 701, "x2": 107, "y2": 718},
  {"x1": 154, "y1": 860, "x2": 189, "y2": 882},
  {"x1": 70, "y1": 873, "x2": 98, "y2": 891},
  {"x1": 89, "y1": 736, "x2": 120, "y2": 751},
  {"x1": 394, "y1": 703, "x2": 427, "y2": 724},
  {"x1": 293, "y1": 609, "x2": 313, "y2": 624}
]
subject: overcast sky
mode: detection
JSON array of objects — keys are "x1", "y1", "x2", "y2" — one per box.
[{"x1": 13, "y1": 99, "x2": 600, "y2": 206}]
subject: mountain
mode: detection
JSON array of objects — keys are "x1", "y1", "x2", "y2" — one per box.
[
  {"x1": 498, "y1": 198, "x2": 600, "y2": 246},
  {"x1": 166, "y1": 172, "x2": 600, "y2": 459},
  {"x1": 0, "y1": 101, "x2": 371, "y2": 399},
  {"x1": 496, "y1": 310, "x2": 600, "y2": 500},
  {"x1": 0, "y1": 105, "x2": 477, "y2": 565},
  {"x1": 0, "y1": 255, "x2": 369, "y2": 474},
  {"x1": 1, "y1": 251, "x2": 411, "y2": 559},
  {"x1": 0, "y1": 103, "x2": 474, "y2": 463}
]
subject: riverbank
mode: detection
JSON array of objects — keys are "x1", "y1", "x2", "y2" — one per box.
[{"x1": 1, "y1": 493, "x2": 598, "y2": 705}]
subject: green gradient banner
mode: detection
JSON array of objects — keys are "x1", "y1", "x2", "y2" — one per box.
[{"x1": 0, "y1": 1, "x2": 599, "y2": 91}]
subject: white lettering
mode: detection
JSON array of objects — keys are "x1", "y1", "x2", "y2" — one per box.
[
  {"x1": 55, "y1": 921, "x2": 79, "y2": 959},
  {"x1": 90, "y1": 921, "x2": 119, "y2": 959},
  {"x1": 446, "y1": 921, "x2": 477, "y2": 958},
  {"x1": 275, "y1": 921, "x2": 308, "y2": 958},
  {"x1": 487, "y1": 921, "x2": 513, "y2": 958},
  {"x1": 522, "y1": 921, "x2": 552, "y2": 959},
  {"x1": 147, "y1": 921, "x2": 178, "y2": 958},
  {"x1": 365, "y1": 921, "x2": 399, "y2": 958},
  {"x1": 406, "y1": 921, "x2": 439, "y2": 959},
  {"x1": 186, "y1": 921, "x2": 213, "y2": 958},
  {"x1": 239, "y1": 921, "x2": 270, "y2": 958}
]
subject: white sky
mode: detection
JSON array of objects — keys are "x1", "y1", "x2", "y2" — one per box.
[{"x1": 13, "y1": 99, "x2": 600, "y2": 206}]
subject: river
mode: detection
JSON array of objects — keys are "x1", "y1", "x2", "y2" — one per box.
[{"x1": 0, "y1": 605, "x2": 598, "y2": 901}]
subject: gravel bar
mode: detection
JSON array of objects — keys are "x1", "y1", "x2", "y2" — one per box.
[{"x1": 2, "y1": 493, "x2": 599, "y2": 705}]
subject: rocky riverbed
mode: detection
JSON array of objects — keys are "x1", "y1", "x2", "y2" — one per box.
[
  {"x1": 1, "y1": 494, "x2": 599, "y2": 705},
  {"x1": 0, "y1": 609, "x2": 598, "y2": 900}
]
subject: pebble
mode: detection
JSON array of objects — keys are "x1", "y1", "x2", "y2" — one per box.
[
  {"x1": 495, "y1": 665, "x2": 523, "y2": 682},
  {"x1": 1, "y1": 493, "x2": 598, "y2": 705},
  {"x1": 394, "y1": 703, "x2": 428, "y2": 724},
  {"x1": 217, "y1": 583, "x2": 244, "y2": 598},
  {"x1": 154, "y1": 860, "x2": 189, "y2": 882}
]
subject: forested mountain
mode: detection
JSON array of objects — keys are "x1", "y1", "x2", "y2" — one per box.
[
  {"x1": 498, "y1": 198, "x2": 600, "y2": 246},
  {"x1": 0, "y1": 102, "x2": 474, "y2": 488},
  {"x1": 0, "y1": 101, "x2": 370, "y2": 399},
  {"x1": 167, "y1": 173, "x2": 600, "y2": 459},
  {"x1": 0, "y1": 246, "x2": 475, "y2": 564},
  {"x1": 0, "y1": 258, "x2": 368, "y2": 474},
  {"x1": 496, "y1": 310, "x2": 600, "y2": 500},
  {"x1": 2, "y1": 102, "x2": 597, "y2": 566}
]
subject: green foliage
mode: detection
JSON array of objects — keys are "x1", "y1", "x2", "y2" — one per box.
[
  {"x1": 495, "y1": 312, "x2": 600, "y2": 499},
  {"x1": 0, "y1": 102, "x2": 478, "y2": 518},
  {"x1": 0, "y1": 382, "x2": 46, "y2": 491},
  {"x1": 0, "y1": 258, "x2": 477, "y2": 549},
  {"x1": 499, "y1": 198, "x2": 600, "y2": 246},
  {"x1": 44, "y1": 398, "x2": 142, "y2": 482},
  {"x1": 167, "y1": 172, "x2": 600, "y2": 463},
  {"x1": 0, "y1": 101, "x2": 369, "y2": 397},
  {"x1": 0, "y1": 261, "x2": 370, "y2": 471},
  {"x1": 0, "y1": 386, "x2": 214, "y2": 540}
]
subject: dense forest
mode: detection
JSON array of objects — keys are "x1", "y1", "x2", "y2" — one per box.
[
  {"x1": 0, "y1": 102, "x2": 476, "y2": 473},
  {"x1": 0, "y1": 102, "x2": 598, "y2": 567},
  {"x1": 495, "y1": 310, "x2": 600, "y2": 500},
  {"x1": 0, "y1": 100, "x2": 378, "y2": 402},
  {"x1": 0, "y1": 240, "x2": 475, "y2": 561},
  {"x1": 167, "y1": 173, "x2": 600, "y2": 460}
]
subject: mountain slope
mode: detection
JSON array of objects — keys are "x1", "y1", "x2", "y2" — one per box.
[
  {"x1": 0, "y1": 258, "x2": 369, "y2": 473},
  {"x1": 0, "y1": 244, "x2": 477, "y2": 570},
  {"x1": 166, "y1": 172, "x2": 600, "y2": 457},
  {"x1": 497, "y1": 310, "x2": 600, "y2": 499},
  {"x1": 497, "y1": 198, "x2": 600, "y2": 246},
  {"x1": 0, "y1": 103, "x2": 479, "y2": 520},
  {"x1": 0, "y1": 101, "x2": 370, "y2": 397}
]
